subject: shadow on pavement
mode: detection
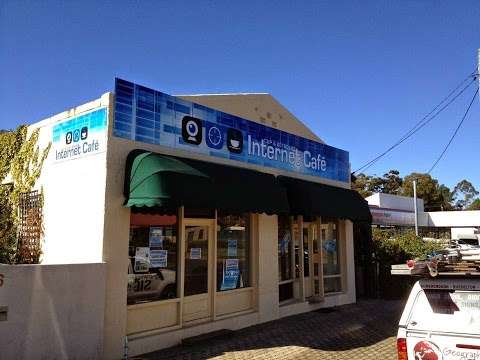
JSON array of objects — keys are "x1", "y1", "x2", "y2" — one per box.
[{"x1": 138, "y1": 299, "x2": 405, "y2": 360}]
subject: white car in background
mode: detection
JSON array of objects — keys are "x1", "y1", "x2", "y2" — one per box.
[
  {"x1": 127, "y1": 260, "x2": 176, "y2": 304},
  {"x1": 397, "y1": 278, "x2": 480, "y2": 360}
]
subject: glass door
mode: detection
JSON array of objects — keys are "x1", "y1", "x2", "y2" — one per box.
[
  {"x1": 182, "y1": 219, "x2": 214, "y2": 323},
  {"x1": 302, "y1": 223, "x2": 312, "y2": 298},
  {"x1": 310, "y1": 222, "x2": 322, "y2": 297}
]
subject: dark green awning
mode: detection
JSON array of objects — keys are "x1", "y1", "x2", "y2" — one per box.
[
  {"x1": 278, "y1": 176, "x2": 372, "y2": 222},
  {"x1": 124, "y1": 150, "x2": 213, "y2": 210},
  {"x1": 124, "y1": 150, "x2": 289, "y2": 215}
]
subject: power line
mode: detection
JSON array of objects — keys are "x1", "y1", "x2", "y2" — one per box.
[
  {"x1": 358, "y1": 78, "x2": 476, "y2": 173},
  {"x1": 355, "y1": 75, "x2": 476, "y2": 174},
  {"x1": 427, "y1": 87, "x2": 479, "y2": 174},
  {"x1": 353, "y1": 71, "x2": 478, "y2": 174}
]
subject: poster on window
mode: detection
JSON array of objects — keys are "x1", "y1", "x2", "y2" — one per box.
[
  {"x1": 190, "y1": 247, "x2": 202, "y2": 259},
  {"x1": 134, "y1": 247, "x2": 150, "y2": 272},
  {"x1": 323, "y1": 239, "x2": 337, "y2": 253},
  {"x1": 227, "y1": 239, "x2": 237, "y2": 257},
  {"x1": 149, "y1": 227, "x2": 164, "y2": 248},
  {"x1": 279, "y1": 232, "x2": 290, "y2": 254},
  {"x1": 221, "y1": 259, "x2": 240, "y2": 291},
  {"x1": 150, "y1": 249, "x2": 168, "y2": 268}
]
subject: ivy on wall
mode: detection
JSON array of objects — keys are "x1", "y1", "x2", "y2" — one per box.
[{"x1": 0, "y1": 126, "x2": 51, "y2": 264}]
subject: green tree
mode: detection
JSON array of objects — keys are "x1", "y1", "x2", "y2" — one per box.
[
  {"x1": 452, "y1": 179, "x2": 479, "y2": 210},
  {"x1": 351, "y1": 173, "x2": 373, "y2": 198},
  {"x1": 402, "y1": 173, "x2": 452, "y2": 211},
  {"x1": 381, "y1": 170, "x2": 403, "y2": 195},
  {"x1": 352, "y1": 169, "x2": 403, "y2": 198},
  {"x1": 468, "y1": 199, "x2": 480, "y2": 210}
]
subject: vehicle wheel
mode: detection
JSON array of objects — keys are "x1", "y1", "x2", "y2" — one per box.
[{"x1": 162, "y1": 285, "x2": 176, "y2": 299}]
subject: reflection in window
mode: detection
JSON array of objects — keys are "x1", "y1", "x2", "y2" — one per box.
[
  {"x1": 303, "y1": 227, "x2": 310, "y2": 277},
  {"x1": 278, "y1": 215, "x2": 293, "y2": 302},
  {"x1": 128, "y1": 213, "x2": 178, "y2": 305},
  {"x1": 217, "y1": 213, "x2": 250, "y2": 291},
  {"x1": 184, "y1": 225, "x2": 209, "y2": 296},
  {"x1": 294, "y1": 223, "x2": 300, "y2": 278},
  {"x1": 278, "y1": 215, "x2": 292, "y2": 282},
  {"x1": 322, "y1": 219, "x2": 342, "y2": 293}
]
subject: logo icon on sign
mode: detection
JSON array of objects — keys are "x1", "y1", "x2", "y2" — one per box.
[
  {"x1": 227, "y1": 128, "x2": 243, "y2": 153},
  {"x1": 73, "y1": 129, "x2": 80, "y2": 142},
  {"x1": 66, "y1": 131, "x2": 72, "y2": 144},
  {"x1": 206, "y1": 124, "x2": 223, "y2": 149},
  {"x1": 182, "y1": 116, "x2": 202, "y2": 145},
  {"x1": 81, "y1": 127, "x2": 88, "y2": 140}
]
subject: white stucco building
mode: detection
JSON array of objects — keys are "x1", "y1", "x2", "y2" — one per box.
[{"x1": 0, "y1": 78, "x2": 370, "y2": 359}]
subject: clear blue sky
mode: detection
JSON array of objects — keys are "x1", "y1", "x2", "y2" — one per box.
[{"x1": 1, "y1": 1, "x2": 479, "y2": 190}]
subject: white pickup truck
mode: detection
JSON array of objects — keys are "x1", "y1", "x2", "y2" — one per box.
[{"x1": 397, "y1": 278, "x2": 480, "y2": 360}]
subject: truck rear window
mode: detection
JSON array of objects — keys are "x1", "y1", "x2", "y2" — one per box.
[{"x1": 409, "y1": 289, "x2": 480, "y2": 333}]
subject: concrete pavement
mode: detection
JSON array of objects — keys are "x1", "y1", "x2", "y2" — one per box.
[{"x1": 139, "y1": 299, "x2": 404, "y2": 360}]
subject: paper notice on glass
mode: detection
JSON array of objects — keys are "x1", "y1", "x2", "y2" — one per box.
[
  {"x1": 279, "y1": 232, "x2": 290, "y2": 255},
  {"x1": 190, "y1": 247, "x2": 202, "y2": 260},
  {"x1": 227, "y1": 239, "x2": 237, "y2": 257},
  {"x1": 323, "y1": 239, "x2": 336, "y2": 253},
  {"x1": 221, "y1": 258, "x2": 240, "y2": 291},
  {"x1": 150, "y1": 250, "x2": 168, "y2": 268},
  {"x1": 225, "y1": 258, "x2": 239, "y2": 271},
  {"x1": 134, "y1": 247, "x2": 150, "y2": 273},
  {"x1": 149, "y1": 227, "x2": 164, "y2": 248}
]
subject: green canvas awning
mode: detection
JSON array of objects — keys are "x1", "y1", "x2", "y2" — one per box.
[
  {"x1": 124, "y1": 150, "x2": 289, "y2": 215},
  {"x1": 124, "y1": 150, "x2": 214, "y2": 210},
  {"x1": 278, "y1": 176, "x2": 372, "y2": 222}
]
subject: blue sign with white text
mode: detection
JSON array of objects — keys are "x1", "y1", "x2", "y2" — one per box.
[
  {"x1": 113, "y1": 78, "x2": 350, "y2": 182},
  {"x1": 52, "y1": 107, "x2": 107, "y2": 162}
]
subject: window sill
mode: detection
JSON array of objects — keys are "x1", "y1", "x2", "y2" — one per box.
[
  {"x1": 279, "y1": 298, "x2": 303, "y2": 307},
  {"x1": 127, "y1": 297, "x2": 180, "y2": 310},
  {"x1": 324, "y1": 291, "x2": 344, "y2": 297},
  {"x1": 216, "y1": 286, "x2": 254, "y2": 296},
  {"x1": 323, "y1": 274, "x2": 342, "y2": 279},
  {"x1": 215, "y1": 308, "x2": 257, "y2": 321}
]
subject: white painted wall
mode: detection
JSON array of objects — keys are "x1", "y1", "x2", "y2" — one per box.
[
  {"x1": 0, "y1": 263, "x2": 106, "y2": 360},
  {"x1": 29, "y1": 93, "x2": 111, "y2": 264},
  {"x1": 256, "y1": 214, "x2": 280, "y2": 323},
  {"x1": 451, "y1": 228, "x2": 479, "y2": 239},
  {"x1": 425, "y1": 211, "x2": 480, "y2": 227},
  {"x1": 366, "y1": 193, "x2": 424, "y2": 212}
]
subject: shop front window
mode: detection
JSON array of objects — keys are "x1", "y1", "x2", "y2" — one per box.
[
  {"x1": 128, "y1": 212, "x2": 178, "y2": 305},
  {"x1": 322, "y1": 219, "x2": 342, "y2": 293},
  {"x1": 216, "y1": 213, "x2": 250, "y2": 291},
  {"x1": 278, "y1": 215, "x2": 293, "y2": 302}
]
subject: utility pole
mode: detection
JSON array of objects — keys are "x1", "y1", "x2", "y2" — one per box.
[
  {"x1": 413, "y1": 179, "x2": 419, "y2": 236},
  {"x1": 477, "y1": 48, "x2": 480, "y2": 97}
]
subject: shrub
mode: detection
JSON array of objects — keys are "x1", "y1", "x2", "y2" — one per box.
[
  {"x1": 373, "y1": 228, "x2": 444, "y2": 266},
  {"x1": 372, "y1": 228, "x2": 444, "y2": 299}
]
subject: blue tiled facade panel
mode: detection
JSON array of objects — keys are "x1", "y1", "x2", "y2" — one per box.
[{"x1": 113, "y1": 78, "x2": 350, "y2": 183}]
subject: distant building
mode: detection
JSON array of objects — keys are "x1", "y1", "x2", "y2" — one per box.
[{"x1": 366, "y1": 193, "x2": 480, "y2": 239}]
